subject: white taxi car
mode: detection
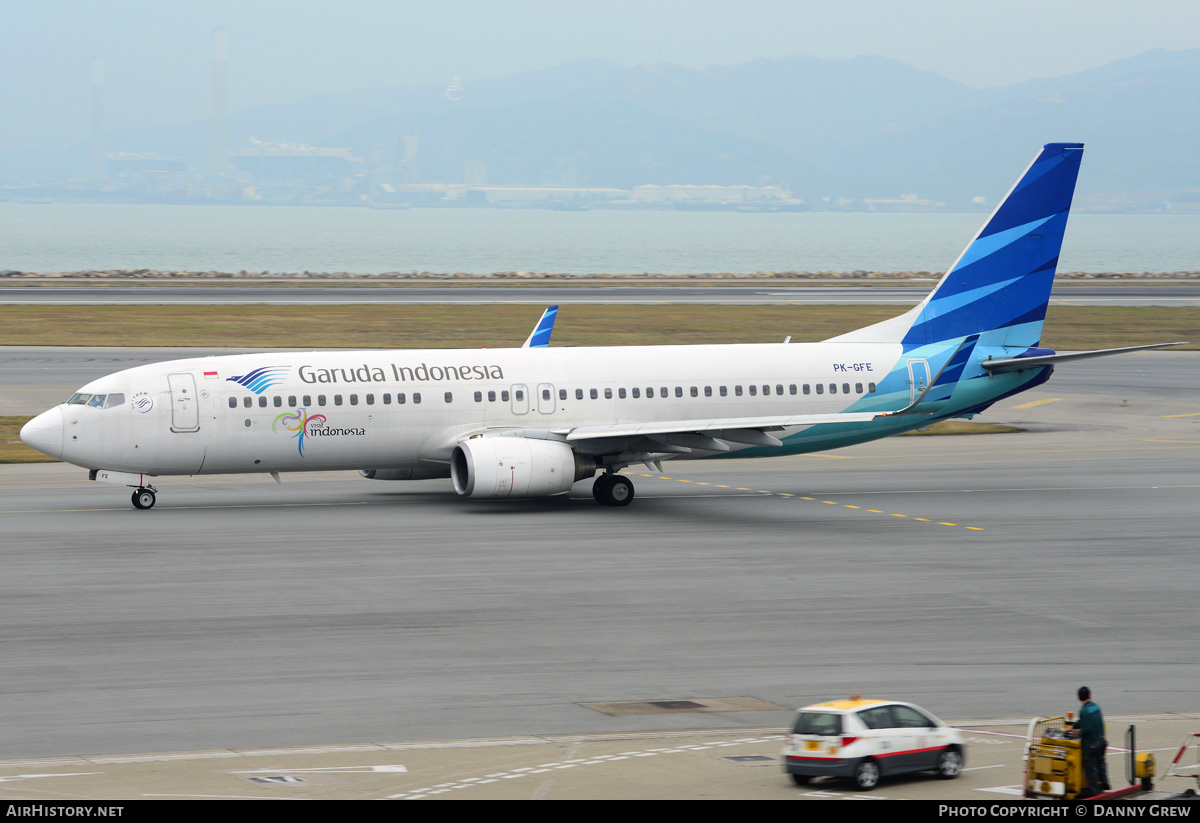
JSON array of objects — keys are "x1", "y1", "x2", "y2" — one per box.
[{"x1": 782, "y1": 696, "x2": 966, "y2": 790}]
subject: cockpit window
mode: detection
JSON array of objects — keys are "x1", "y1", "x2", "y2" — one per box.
[{"x1": 68, "y1": 392, "x2": 124, "y2": 409}]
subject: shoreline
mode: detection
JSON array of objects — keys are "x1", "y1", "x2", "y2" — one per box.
[{"x1": 3, "y1": 269, "x2": 1199, "y2": 285}]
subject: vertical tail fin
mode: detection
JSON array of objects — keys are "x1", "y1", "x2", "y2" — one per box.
[
  {"x1": 831, "y1": 143, "x2": 1083, "y2": 348},
  {"x1": 522, "y1": 305, "x2": 559, "y2": 348}
]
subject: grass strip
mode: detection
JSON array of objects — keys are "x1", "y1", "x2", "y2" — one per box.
[
  {"x1": 897, "y1": 421, "x2": 1022, "y2": 436},
  {"x1": 0, "y1": 416, "x2": 57, "y2": 463},
  {"x1": 0, "y1": 305, "x2": 1195, "y2": 350}
]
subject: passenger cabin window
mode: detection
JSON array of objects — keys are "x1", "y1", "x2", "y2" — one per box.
[
  {"x1": 646, "y1": 387, "x2": 654, "y2": 398},
  {"x1": 334, "y1": 395, "x2": 343, "y2": 406},
  {"x1": 604, "y1": 388, "x2": 613, "y2": 399},
  {"x1": 803, "y1": 384, "x2": 811, "y2": 395},
  {"x1": 243, "y1": 397, "x2": 252, "y2": 408},
  {"x1": 735, "y1": 386, "x2": 743, "y2": 396},
  {"x1": 704, "y1": 386, "x2": 712, "y2": 397},
  {"x1": 868, "y1": 382, "x2": 877, "y2": 393},
  {"x1": 413, "y1": 393, "x2": 422, "y2": 404},
  {"x1": 366, "y1": 394, "x2": 374, "y2": 405},
  {"x1": 660, "y1": 386, "x2": 667, "y2": 398},
  {"x1": 258, "y1": 396, "x2": 267, "y2": 408},
  {"x1": 855, "y1": 383, "x2": 863, "y2": 394},
  {"x1": 501, "y1": 391, "x2": 509, "y2": 402},
  {"x1": 829, "y1": 384, "x2": 837, "y2": 394},
  {"x1": 350, "y1": 394, "x2": 359, "y2": 406},
  {"x1": 858, "y1": 707, "x2": 896, "y2": 730},
  {"x1": 674, "y1": 387, "x2": 683, "y2": 398},
  {"x1": 475, "y1": 391, "x2": 483, "y2": 402},
  {"x1": 383, "y1": 393, "x2": 391, "y2": 404},
  {"x1": 513, "y1": 390, "x2": 523, "y2": 401},
  {"x1": 318, "y1": 395, "x2": 327, "y2": 406},
  {"x1": 815, "y1": 384, "x2": 824, "y2": 395},
  {"x1": 228, "y1": 397, "x2": 237, "y2": 408},
  {"x1": 444, "y1": 392, "x2": 453, "y2": 403},
  {"x1": 303, "y1": 395, "x2": 312, "y2": 406},
  {"x1": 632, "y1": 387, "x2": 641, "y2": 398},
  {"x1": 559, "y1": 389, "x2": 567, "y2": 400},
  {"x1": 749, "y1": 385, "x2": 757, "y2": 396},
  {"x1": 590, "y1": 389, "x2": 598, "y2": 400},
  {"x1": 397, "y1": 393, "x2": 406, "y2": 404},
  {"x1": 488, "y1": 391, "x2": 496, "y2": 402},
  {"x1": 720, "y1": 386, "x2": 727, "y2": 396},
  {"x1": 842, "y1": 383, "x2": 850, "y2": 395},
  {"x1": 690, "y1": 386, "x2": 698, "y2": 397},
  {"x1": 618, "y1": 388, "x2": 626, "y2": 399},
  {"x1": 273, "y1": 395, "x2": 282, "y2": 407}
]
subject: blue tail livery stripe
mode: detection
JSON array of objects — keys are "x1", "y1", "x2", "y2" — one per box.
[
  {"x1": 903, "y1": 143, "x2": 1083, "y2": 349},
  {"x1": 528, "y1": 306, "x2": 558, "y2": 348}
]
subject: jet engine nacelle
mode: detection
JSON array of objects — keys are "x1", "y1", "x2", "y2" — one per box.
[
  {"x1": 359, "y1": 468, "x2": 450, "y2": 480},
  {"x1": 451, "y1": 436, "x2": 596, "y2": 498}
]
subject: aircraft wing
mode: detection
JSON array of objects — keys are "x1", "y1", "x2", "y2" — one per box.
[
  {"x1": 521, "y1": 305, "x2": 559, "y2": 348},
  {"x1": 981, "y1": 342, "x2": 1188, "y2": 372},
  {"x1": 551, "y1": 409, "x2": 906, "y2": 451}
]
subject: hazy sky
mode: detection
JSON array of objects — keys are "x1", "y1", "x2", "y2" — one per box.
[{"x1": 3, "y1": 0, "x2": 1198, "y2": 151}]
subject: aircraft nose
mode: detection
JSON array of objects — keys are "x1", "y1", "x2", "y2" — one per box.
[{"x1": 20, "y1": 407, "x2": 63, "y2": 459}]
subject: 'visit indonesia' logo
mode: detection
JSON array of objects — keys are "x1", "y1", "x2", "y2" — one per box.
[{"x1": 272, "y1": 409, "x2": 365, "y2": 457}]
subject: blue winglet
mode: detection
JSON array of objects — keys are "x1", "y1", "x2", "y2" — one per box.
[
  {"x1": 902, "y1": 143, "x2": 1084, "y2": 349},
  {"x1": 523, "y1": 305, "x2": 558, "y2": 348}
]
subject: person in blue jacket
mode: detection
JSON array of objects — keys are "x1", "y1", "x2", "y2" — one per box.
[{"x1": 1070, "y1": 686, "x2": 1110, "y2": 797}]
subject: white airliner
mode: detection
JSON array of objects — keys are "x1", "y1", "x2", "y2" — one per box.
[{"x1": 19, "y1": 143, "x2": 1185, "y2": 509}]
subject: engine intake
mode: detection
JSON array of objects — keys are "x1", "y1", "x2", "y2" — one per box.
[{"x1": 451, "y1": 436, "x2": 595, "y2": 498}]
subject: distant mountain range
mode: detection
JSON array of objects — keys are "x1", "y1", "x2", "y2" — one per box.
[{"x1": 6, "y1": 49, "x2": 1200, "y2": 208}]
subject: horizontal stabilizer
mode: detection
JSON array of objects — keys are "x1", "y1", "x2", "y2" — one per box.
[{"x1": 982, "y1": 342, "x2": 1188, "y2": 372}]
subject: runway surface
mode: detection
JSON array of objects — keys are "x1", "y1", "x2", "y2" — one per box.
[
  {"x1": 3, "y1": 283, "x2": 1200, "y2": 305},
  {"x1": 1, "y1": 348, "x2": 1197, "y2": 763}
]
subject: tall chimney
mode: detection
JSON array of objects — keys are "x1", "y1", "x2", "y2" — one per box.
[
  {"x1": 89, "y1": 57, "x2": 105, "y2": 184},
  {"x1": 210, "y1": 27, "x2": 229, "y2": 173}
]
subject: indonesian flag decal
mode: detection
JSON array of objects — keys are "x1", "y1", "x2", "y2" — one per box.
[{"x1": 203, "y1": 370, "x2": 219, "y2": 379}]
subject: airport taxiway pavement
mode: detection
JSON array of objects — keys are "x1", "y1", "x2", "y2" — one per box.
[
  {"x1": 1, "y1": 346, "x2": 1198, "y2": 803},
  {"x1": 0, "y1": 351, "x2": 1198, "y2": 776},
  {"x1": 3, "y1": 713, "x2": 1200, "y2": 801}
]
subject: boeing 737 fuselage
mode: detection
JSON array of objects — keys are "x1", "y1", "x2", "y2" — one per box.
[{"x1": 18, "y1": 144, "x2": 1185, "y2": 508}]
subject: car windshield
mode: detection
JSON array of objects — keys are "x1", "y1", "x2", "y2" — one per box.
[{"x1": 792, "y1": 711, "x2": 843, "y2": 736}]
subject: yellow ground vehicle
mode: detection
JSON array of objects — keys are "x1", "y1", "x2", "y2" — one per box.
[{"x1": 1023, "y1": 715, "x2": 1155, "y2": 800}]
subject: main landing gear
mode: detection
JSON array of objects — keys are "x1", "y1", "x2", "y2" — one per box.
[
  {"x1": 592, "y1": 473, "x2": 634, "y2": 507},
  {"x1": 131, "y1": 487, "x2": 157, "y2": 510}
]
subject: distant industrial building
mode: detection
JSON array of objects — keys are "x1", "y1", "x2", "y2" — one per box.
[
  {"x1": 632, "y1": 184, "x2": 790, "y2": 204},
  {"x1": 229, "y1": 139, "x2": 365, "y2": 184}
]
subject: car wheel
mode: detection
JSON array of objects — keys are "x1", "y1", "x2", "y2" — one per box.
[
  {"x1": 853, "y1": 759, "x2": 880, "y2": 790},
  {"x1": 790, "y1": 774, "x2": 811, "y2": 786},
  {"x1": 936, "y1": 748, "x2": 963, "y2": 779}
]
